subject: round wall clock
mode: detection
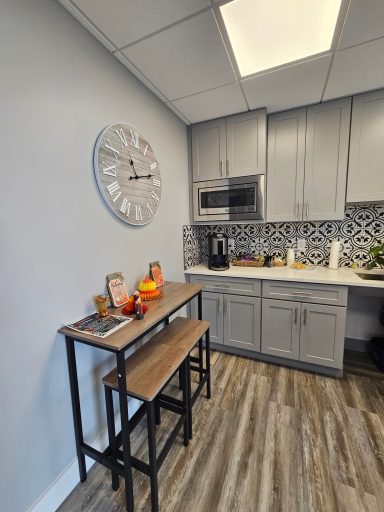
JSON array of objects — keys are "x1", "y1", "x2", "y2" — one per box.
[{"x1": 93, "y1": 122, "x2": 162, "y2": 225}]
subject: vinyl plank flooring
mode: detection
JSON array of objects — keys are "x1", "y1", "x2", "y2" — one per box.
[{"x1": 58, "y1": 351, "x2": 384, "y2": 512}]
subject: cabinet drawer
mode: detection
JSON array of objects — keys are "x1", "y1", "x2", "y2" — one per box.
[
  {"x1": 190, "y1": 275, "x2": 261, "y2": 296},
  {"x1": 262, "y1": 280, "x2": 348, "y2": 306}
]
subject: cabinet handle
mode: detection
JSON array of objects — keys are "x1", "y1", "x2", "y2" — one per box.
[
  {"x1": 220, "y1": 158, "x2": 224, "y2": 176},
  {"x1": 294, "y1": 307, "x2": 298, "y2": 324},
  {"x1": 303, "y1": 307, "x2": 307, "y2": 326},
  {"x1": 226, "y1": 159, "x2": 229, "y2": 177},
  {"x1": 296, "y1": 201, "x2": 300, "y2": 219},
  {"x1": 306, "y1": 202, "x2": 309, "y2": 220},
  {"x1": 214, "y1": 284, "x2": 230, "y2": 288},
  {"x1": 223, "y1": 297, "x2": 228, "y2": 315},
  {"x1": 292, "y1": 291, "x2": 312, "y2": 297}
]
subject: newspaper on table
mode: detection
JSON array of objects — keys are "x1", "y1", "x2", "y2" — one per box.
[{"x1": 66, "y1": 313, "x2": 133, "y2": 338}]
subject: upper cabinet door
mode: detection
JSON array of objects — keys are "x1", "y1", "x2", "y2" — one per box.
[
  {"x1": 226, "y1": 109, "x2": 267, "y2": 177},
  {"x1": 347, "y1": 90, "x2": 384, "y2": 203},
  {"x1": 304, "y1": 98, "x2": 351, "y2": 221},
  {"x1": 192, "y1": 118, "x2": 226, "y2": 182},
  {"x1": 266, "y1": 108, "x2": 306, "y2": 222}
]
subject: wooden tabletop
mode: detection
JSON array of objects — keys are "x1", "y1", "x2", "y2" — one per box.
[{"x1": 58, "y1": 281, "x2": 203, "y2": 352}]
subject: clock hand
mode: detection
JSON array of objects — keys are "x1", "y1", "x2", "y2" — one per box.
[
  {"x1": 129, "y1": 174, "x2": 153, "y2": 181},
  {"x1": 129, "y1": 157, "x2": 138, "y2": 177}
]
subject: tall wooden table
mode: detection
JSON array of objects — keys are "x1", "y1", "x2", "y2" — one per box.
[{"x1": 58, "y1": 282, "x2": 203, "y2": 511}]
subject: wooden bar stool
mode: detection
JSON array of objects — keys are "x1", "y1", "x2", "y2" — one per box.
[{"x1": 102, "y1": 317, "x2": 210, "y2": 511}]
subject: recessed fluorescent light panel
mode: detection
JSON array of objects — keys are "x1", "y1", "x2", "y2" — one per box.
[{"x1": 220, "y1": 0, "x2": 342, "y2": 77}]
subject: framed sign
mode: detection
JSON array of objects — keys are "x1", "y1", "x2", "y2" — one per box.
[{"x1": 106, "y1": 272, "x2": 129, "y2": 307}]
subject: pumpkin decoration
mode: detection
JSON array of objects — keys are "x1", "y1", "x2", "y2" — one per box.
[
  {"x1": 138, "y1": 275, "x2": 162, "y2": 301},
  {"x1": 121, "y1": 295, "x2": 148, "y2": 315}
]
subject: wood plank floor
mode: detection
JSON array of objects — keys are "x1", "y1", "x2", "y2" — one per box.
[{"x1": 57, "y1": 351, "x2": 384, "y2": 512}]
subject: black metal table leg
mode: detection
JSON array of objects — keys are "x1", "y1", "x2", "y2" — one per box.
[
  {"x1": 181, "y1": 360, "x2": 190, "y2": 446},
  {"x1": 198, "y1": 338, "x2": 204, "y2": 383},
  {"x1": 65, "y1": 336, "x2": 87, "y2": 482},
  {"x1": 116, "y1": 351, "x2": 134, "y2": 512},
  {"x1": 197, "y1": 291, "x2": 202, "y2": 320},
  {"x1": 206, "y1": 328, "x2": 211, "y2": 399},
  {"x1": 186, "y1": 354, "x2": 193, "y2": 439}
]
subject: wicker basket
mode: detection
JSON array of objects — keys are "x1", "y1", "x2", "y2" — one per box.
[{"x1": 231, "y1": 259, "x2": 264, "y2": 267}]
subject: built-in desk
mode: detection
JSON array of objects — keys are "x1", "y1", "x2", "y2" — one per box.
[{"x1": 58, "y1": 281, "x2": 203, "y2": 512}]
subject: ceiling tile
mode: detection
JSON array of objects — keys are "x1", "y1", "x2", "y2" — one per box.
[
  {"x1": 170, "y1": 83, "x2": 248, "y2": 123},
  {"x1": 324, "y1": 38, "x2": 384, "y2": 100},
  {"x1": 122, "y1": 10, "x2": 236, "y2": 101},
  {"x1": 241, "y1": 55, "x2": 332, "y2": 113},
  {"x1": 71, "y1": 0, "x2": 210, "y2": 48},
  {"x1": 114, "y1": 52, "x2": 168, "y2": 102},
  {"x1": 338, "y1": 0, "x2": 384, "y2": 50},
  {"x1": 164, "y1": 103, "x2": 191, "y2": 125}
]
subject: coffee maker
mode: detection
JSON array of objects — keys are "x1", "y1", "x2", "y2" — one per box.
[{"x1": 208, "y1": 233, "x2": 229, "y2": 271}]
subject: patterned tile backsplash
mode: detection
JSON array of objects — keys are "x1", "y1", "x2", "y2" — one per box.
[{"x1": 183, "y1": 204, "x2": 384, "y2": 270}]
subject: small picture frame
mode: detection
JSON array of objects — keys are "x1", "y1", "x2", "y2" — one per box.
[
  {"x1": 106, "y1": 272, "x2": 129, "y2": 307},
  {"x1": 149, "y1": 261, "x2": 164, "y2": 288}
]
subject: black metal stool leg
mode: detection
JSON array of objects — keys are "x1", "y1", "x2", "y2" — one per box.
[
  {"x1": 198, "y1": 338, "x2": 204, "y2": 383},
  {"x1": 206, "y1": 328, "x2": 211, "y2": 399},
  {"x1": 104, "y1": 387, "x2": 119, "y2": 490},
  {"x1": 147, "y1": 401, "x2": 159, "y2": 512},
  {"x1": 181, "y1": 360, "x2": 190, "y2": 446},
  {"x1": 178, "y1": 367, "x2": 183, "y2": 390},
  {"x1": 186, "y1": 354, "x2": 193, "y2": 440}
]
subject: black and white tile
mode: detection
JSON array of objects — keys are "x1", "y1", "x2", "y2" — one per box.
[{"x1": 183, "y1": 204, "x2": 384, "y2": 269}]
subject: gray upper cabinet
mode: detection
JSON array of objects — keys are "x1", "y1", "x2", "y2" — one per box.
[
  {"x1": 226, "y1": 110, "x2": 266, "y2": 178},
  {"x1": 223, "y1": 294, "x2": 261, "y2": 352},
  {"x1": 347, "y1": 89, "x2": 384, "y2": 203},
  {"x1": 266, "y1": 98, "x2": 351, "y2": 222},
  {"x1": 267, "y1": 108, "x2": 306, "y2": 222},
  {"x1": 192, "y1": 118, "x2": 226, "y2": 182},
  {"x1": 304, "y1": 98, "x2": 351, "y2": 221},
  {"x1": 192, "y1": 109, "x2": 266, "y2": 182},
  {"x1": 261, "y1": 298, "x2": 301, "y2": 360},
  {"x1": 299, "y1": 303, "x2": 346, "y2": 370}
]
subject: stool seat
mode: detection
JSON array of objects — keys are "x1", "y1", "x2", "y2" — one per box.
[{"x1": 102, "y1": 317, "x2": 210, "y2": 401}]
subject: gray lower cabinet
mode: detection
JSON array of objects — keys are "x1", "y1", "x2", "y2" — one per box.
[
  {"x1": 261, "y1": 298, "x2": 346, "y2": 369},
  {"x1": 190, "y1": 289, "x2": 260, "y2": 352},
  {"x1": 299, "y1": 303, "x2": 346, "y2": 369},
  {"x1": 197, "y1": 291, "x2": 224, "y2": 345},
  {"x1": 223, "y1": 294, "x2": 261, "y2": 351},
  {"x1": 261, "y1": 299, "x2": 301, "y2": 360}
]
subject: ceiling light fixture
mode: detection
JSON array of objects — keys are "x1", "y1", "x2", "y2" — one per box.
[{"x1": 220, "y1": 0, "x2": 342, "y2": 77}]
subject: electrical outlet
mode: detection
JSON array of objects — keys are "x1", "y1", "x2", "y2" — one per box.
[{"x1": 297, "y1": 238, "x2": 306, "y2": 251}]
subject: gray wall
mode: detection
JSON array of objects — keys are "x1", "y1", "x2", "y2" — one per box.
[{"x1": 0, "y1": 1, "x2": 189, "y2": 511}]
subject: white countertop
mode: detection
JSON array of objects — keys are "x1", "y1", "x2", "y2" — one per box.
[{"x1": 185, "y1": 264, "x2": 384, "y2": 289}]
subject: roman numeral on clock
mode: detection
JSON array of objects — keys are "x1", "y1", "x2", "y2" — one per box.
[
  {"x1": 106, "y1": 181, "x2": 121, "y2": 202},
  {"x1": 150, "y1": 162, "x2": 158, "y2": 170},
  {"x1": 153, "y1": 178, "x2": 161, "y2": 187},
  {"x1": 143, "y1": 144, "x2": 148, "y2": 156},
  {"x1": 102, "y1": 162, "x2": 117, "y2": 177},
  {"x1": 115, "y1": 128, "x2": 128, "y2": 147},
  {"x1": 146, "y1": 203, "x2": 153, "y2": 215},
  {"x1": 120, "y1": 198, "x2": 131, "y2": 217},
  {"x1": 130, "y1": 130, "x2": 139, "y2": 149},
  {"x1": 135, "y1": 205, "x2": 143, "y2": 221},
  {"x1": 151, "y1": 191, "x2": 160, "y2": 204},
  {"x1": 105, "y1": 139, "x2": 120, "y2": 158}
]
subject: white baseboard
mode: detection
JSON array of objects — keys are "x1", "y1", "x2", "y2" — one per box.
[{"x1": 28, "y1": 399, "x2": 141, "y2": 512}]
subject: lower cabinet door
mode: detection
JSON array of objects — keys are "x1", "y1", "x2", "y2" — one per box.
[
  {"x1": 299, "y1": 303, "x2": 346, "y2": 369},
  {"x1": 223, "y1": 294, "x2": 261, "y2": 352},
  {"x1": 261, "y1": 298, "x2": 301, "y2": 359},
  {"x1": 191, "y1": 291, "x2": 224, "y2": 344}
]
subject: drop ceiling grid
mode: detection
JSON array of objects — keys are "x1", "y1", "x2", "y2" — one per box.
[{"x1": 56, "y1": 0, "x2": 384, "y2": 124}]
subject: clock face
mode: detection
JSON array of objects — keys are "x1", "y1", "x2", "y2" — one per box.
[{"x1": 94, "y1": 122, "x2": 162, "y2": 226}]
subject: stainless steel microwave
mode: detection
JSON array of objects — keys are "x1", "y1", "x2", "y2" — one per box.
[{"x1": 193, "y1": 175, "x2": 265, "y2": 222}]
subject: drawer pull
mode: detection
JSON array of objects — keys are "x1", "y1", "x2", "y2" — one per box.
[
  {"x1": 214, "y1": 284, "x2": 230, "y2": 288},
  {"x1": 292, "y1": 291, "x2": 312, "y2": 297}
]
